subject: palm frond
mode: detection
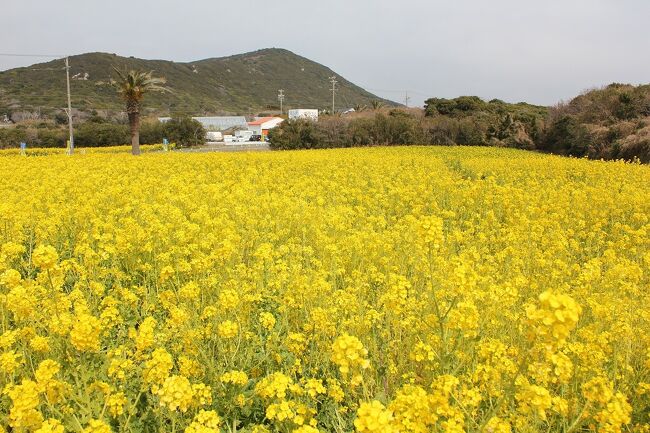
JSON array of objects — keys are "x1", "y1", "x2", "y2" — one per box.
[{"x1": 111, "y1": 67, "x2": 171, "y2": 105}]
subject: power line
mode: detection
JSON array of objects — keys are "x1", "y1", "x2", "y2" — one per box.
[
  {"x1": 361, "y1": 87, "x2": 406, "y2": 94},
  {"x1": 0, "y1": 53, "x2": 65, "y2": 58},
  {"x1": 356, "y1": 84, "x2": 431, "y2": 98}
]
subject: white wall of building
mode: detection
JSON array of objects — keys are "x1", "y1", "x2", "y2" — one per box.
[
  {"x1": 288, "y1": 109, "x2": 319, "y2": 121},
  {"x1": 258, "y1": 118, "x2": 285, "y2": 129}
]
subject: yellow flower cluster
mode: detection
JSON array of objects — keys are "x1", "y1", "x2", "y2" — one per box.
[
  {"x1": 155, "y1": 375, "x2": 195, "y2": 412},
  {"x1": 4, "y1": 380, "x2": 42, "y2": 430},
  {"x1": 143, "y1": 348, "x2": 173, "y2": 385},
  {"x1": 82, "y1": 419, "x2": 112, "y2": 433},
  {"x1": 354, "y1": 401, "x2": 394, "y2": 433},
  {"x1": 583, "y1": 377, "x2": 633, "y2": 433},
  {"x1": 259, "y1": 312, "x2": 276, "y2": 330},
  {"x1": 35, "y1": 418, "x2": 65, "y2": 433},
  {"x1": 185, "y1": 410, "x2": 221, "y2": 433},
  {"x1": 132, "y1": 316, "x2": 157, "y2": 351},
  {"x1": 70, "y1": 313, "x2": 102, "y2": 352},
  {"x1": 0, "y1": 350, "x2": 21, "y2": 374},
  {"x1": 31, "y1": 245, "x2": 59, "y2": 270},
  {"x1": 0, "y1": 146, "x2": 647, "y2": 432},
  {"x1": 388, "y1": 385, "x2": 439, "y2": 432},
  {"x1": 217, "y1": 320, "x2": 239, "y2": 339},
  {"x1": 255, "y1": 372, "x2": 293, "y2": 400},
  {"x1": 220, "y1": 370, "x2": 248, "y2": 385},
  {"x1": 526, "y1": 290, "x2": 582, "y2": 346},
  {"x1": 515, "y1": 377, "x2": 552, "y2": 420},
  {"x1": 293, "y1": 426, "x2": 321, "y2": 433},
  {"x1": 331, "y1": 334, "x2": 370, "y2": 385},
  {"x1": 106, "y1": 391, "x2": 127, "y2": 417}
]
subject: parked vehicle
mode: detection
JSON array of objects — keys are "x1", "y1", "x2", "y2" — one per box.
[
  {"x1": 235, "y1": 130, "x2": 253, "y2": 142},
  {"x1": 249, "y1": 135, "x2": 262, "y2": 142},
  {"x1": 206, "y1": 131, "x2": 223, "y2": 142}
]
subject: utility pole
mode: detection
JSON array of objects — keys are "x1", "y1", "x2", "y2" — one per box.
[
  {"x1": 404, "y1": 91, "x2": 411, "y2": 108},
  {"x1": 329, "y1": 76, "x2": 338, "y2": 114},
  {"x1": 65, "y1": 57, "x2": 74, "y2": 154},
  {"x1": 278, "y1": 89, "x2": 285, "y2": 115}
]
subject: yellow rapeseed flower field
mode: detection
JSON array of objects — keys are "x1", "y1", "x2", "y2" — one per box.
[{"x1": 0, "y1": 146, "x2": 648, "y2": 433}]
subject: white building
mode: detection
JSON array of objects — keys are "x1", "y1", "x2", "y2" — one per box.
[
  {"x1": 288, "y1": 109, "x2": 319, "y2": 121},
  {"x1": 247, "y1": 117, "x2": 284, "y2": 139}
]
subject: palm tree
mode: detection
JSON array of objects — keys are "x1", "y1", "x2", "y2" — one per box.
[{"x1": 113, "y1": 69, "x2": 168, "y2": 155}]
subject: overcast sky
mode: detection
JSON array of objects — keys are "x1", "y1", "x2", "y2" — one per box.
[{"x1": 1, "y1": 0, "x2": 648, "y2": 107}]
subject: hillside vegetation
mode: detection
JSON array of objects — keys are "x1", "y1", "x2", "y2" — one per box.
[
  {"x1": 424, "y1": 96, "x2": 547, "y2": 148},
  {"x1": 541, "y1": 83, "x2": 650, "y2": 161},
  {"x1": 271, "y1": 85, "x2": 650, "y2": 162},
  {"x1": 270, "y1": 99, "x2": 549, "y2": 151},
  {"x1": 0, "y1": 49, "x2": 389, "y2": 116}
]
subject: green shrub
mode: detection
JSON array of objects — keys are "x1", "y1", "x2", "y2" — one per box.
[
  {"x1": 347, "y1": 118, "x2": 375, "y2": 146},
  {"x1": 37, "y1": 128, "x2": 65, "y2": 147},
  {"x1": 456, "y1": 118, "x2": 487, "y2": 145},
  {"x1": 2, "y1": 117, "x2": 204, "y2": 149},
  {"x1": 161, "y1": 117, "x2": 206, "y2": 147},
  {"x1": 270, "y1": 112, "x2": 428, "y2": 150},
  {"x1": 0, "y1": 127, "x2": 28, "y2": 148},
  {"x1": 541, "y1": 116, "x2": 591, "y2": 156},
  {"x1": 268, "y1": 119, "x2": 324, "y2": 150},
  {"x1": 74, "y1": 122, "x2": 129, "y2": 147},
  {"x1": 140, "y1": 120, "x2": 165, "y2": 145}
]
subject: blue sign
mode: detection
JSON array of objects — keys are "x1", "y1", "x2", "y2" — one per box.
[{"x1": 20, "y1": 142, "x2": 26, "y2": 150}]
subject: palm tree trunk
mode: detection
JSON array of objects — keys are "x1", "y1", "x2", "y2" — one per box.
[{"x1": 129, "y1": 111, "x2": 140, "y2": 155}]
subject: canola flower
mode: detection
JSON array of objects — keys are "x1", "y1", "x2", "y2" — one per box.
[{"x1": 0, "y1": 146, "x2": 648, "y2": 432}]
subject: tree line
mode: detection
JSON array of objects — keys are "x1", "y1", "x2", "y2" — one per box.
[
  {"x1": 0, "y1": 116, "x2": 206, "y2": 149},
  {"x1": 270, "y1": 84, "x2": 650, "y2": 162}
]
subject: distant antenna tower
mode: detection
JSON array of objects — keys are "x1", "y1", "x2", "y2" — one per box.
[
  {"x1": 329, "y1": 76, "x2": 338, "y2": 113},
  {"x1": 278, "y1": 89, "x2": 285, "y2": 115},
  {"x1": 404, "y1": 91, "x2": 411, "y2": 108}
]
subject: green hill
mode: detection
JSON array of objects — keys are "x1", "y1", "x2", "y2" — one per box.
[{"x1": 0, "y1": 49, "x2": 393, "y2": 116}]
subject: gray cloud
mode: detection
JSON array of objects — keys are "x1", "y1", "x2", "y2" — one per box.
[{"x1": 1, "y1": 0, "x2": 648, "y2": 107}]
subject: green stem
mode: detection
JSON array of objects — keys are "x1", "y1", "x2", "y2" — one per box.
[{"x1": 565, "y1": 401, "x2": 590, "y2": 433}]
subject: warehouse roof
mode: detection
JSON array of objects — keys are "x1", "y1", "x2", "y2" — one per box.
[
  {"x1": 158, "y1": 116, "x2": 248, "y2": 131},
  {"x1": 248, "y1": 116, "x2": 279, "y2": 126}
]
